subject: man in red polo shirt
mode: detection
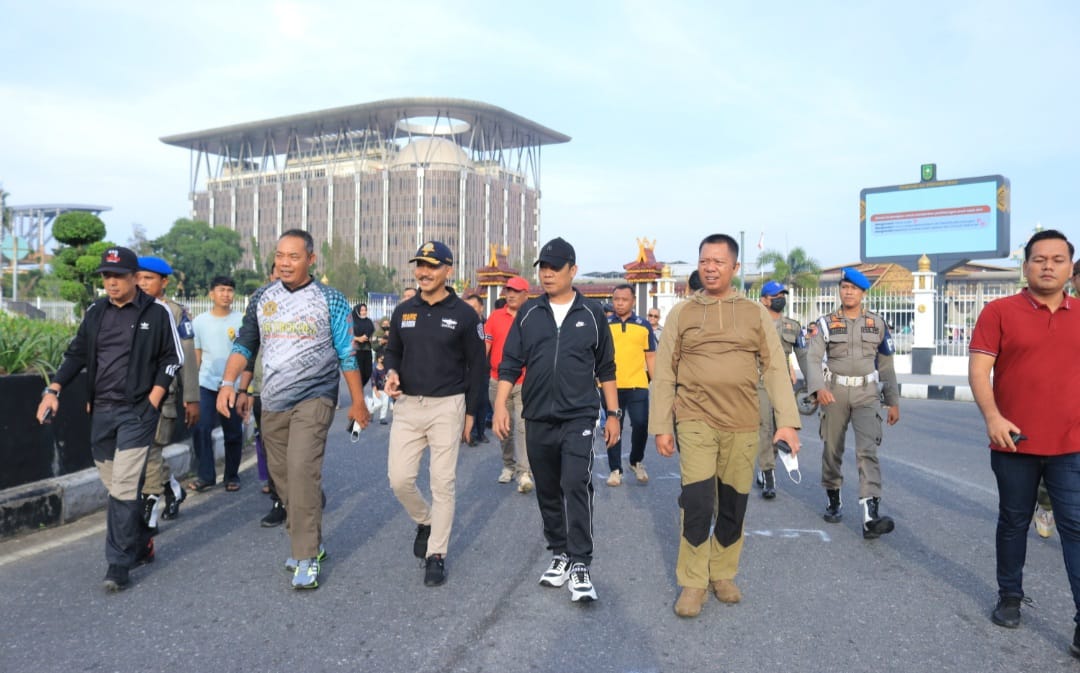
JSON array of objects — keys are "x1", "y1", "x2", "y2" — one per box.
[
  {"x1": 969, "y1": 229, "x2": 1080, "y2": 658},
  {"x1": 485, "y1": 276, "x2": 533, "y2": 493}
]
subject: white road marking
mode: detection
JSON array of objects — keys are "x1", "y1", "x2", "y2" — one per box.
[{"x1": 745, "y1": 528, "x2": 832, "y2": 542}]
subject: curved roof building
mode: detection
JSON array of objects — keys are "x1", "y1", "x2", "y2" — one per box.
[{"x1": 161, "y1": 98, "x2": 570, "y2": 284}]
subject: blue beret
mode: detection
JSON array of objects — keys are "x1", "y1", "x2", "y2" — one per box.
[
  {"x1": 840, "y1": 267, "x2": 870, "y2": 291},
  {"x1": 138, "y1": 256, "x2": 173, "y2": 276},
  {"x1": 761, "y1": 280, "x2": 788, "y2": 296}
]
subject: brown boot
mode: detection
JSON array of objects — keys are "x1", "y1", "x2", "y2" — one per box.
[
  {"x1": 674, "y1": 587, "x2": 708, "y2": 618},
  {"x1": 710, "y1": 578, "x2": 742, "y2": 603}
]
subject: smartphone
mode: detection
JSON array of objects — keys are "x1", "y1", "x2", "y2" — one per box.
[
  {"x1": 41, "y1": 407, "x2": 53, "y2": 423},
  {"x1": 1009, "y1": 432, "x2": 1028, "y2": 444}
]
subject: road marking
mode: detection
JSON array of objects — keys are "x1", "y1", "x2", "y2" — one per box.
[
  {"x1": 882, "y1": 454, "x2": 996, "y2": 497},
  {"x1": 745, "y1": 528, "x2": 832, "y2": 542}
]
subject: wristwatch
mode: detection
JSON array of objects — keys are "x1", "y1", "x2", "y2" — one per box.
[
  {"x1": 607, "y1": 408, "x2": 623, "y2": 420},
  {"x1": 42, "y1": 387, "x2": 59, "y2": 398}
]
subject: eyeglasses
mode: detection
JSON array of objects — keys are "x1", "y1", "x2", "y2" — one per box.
[{"x1": 647, "y1": 314, "x2": 659, "y2": 319}]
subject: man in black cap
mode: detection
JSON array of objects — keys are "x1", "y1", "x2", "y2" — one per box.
[
  {"x1": 36, "y1": 246, "x2": 184, "y2": 591},
  {"x1": 805, "y1": 267, "x2": 900, "y2": 537},
  {"x1": 493, "y1": 236, "x2": 621, "y2": 603},
  {"x1": 383, "y1": 240, "x2": 488, "y2": 587}
]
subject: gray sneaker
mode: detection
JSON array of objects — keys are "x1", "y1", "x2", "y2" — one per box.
[
  {"x1": 539, "y1": 553, "x2": 571, "y2": 587},
  {"x1": 291, "y1": 558, "x2": 320, "y2": 590},
  {"x1": 285, "y1": 543, "x2": 326, "y2": 573}
]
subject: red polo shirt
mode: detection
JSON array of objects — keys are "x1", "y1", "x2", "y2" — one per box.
[
  {"x1": 484, "y1": 307, "x2": 524, "y2": 383},
  {"x1": 969, "y1": 289, "x2": 1080, "y2": 455}
]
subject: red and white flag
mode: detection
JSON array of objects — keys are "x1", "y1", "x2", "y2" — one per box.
[{"x1": 757, "y1": 232, "x2": 764, "y2": 250}]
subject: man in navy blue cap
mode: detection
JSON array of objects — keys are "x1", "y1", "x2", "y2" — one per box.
[
  {"x1": 805, "y1": 267, "x2": 900, "y2": 538},
  {"x1": 754, "y1": 280, "x2": 805, "y2": 499},
  {"x1": 135, "y1": 256, "x2": 200, "y2": 527},
  {"x1": 383, "y1": 240, "x2": 488, "y2": 588}
]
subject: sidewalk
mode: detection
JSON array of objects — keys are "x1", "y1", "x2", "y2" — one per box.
[{"x1": 896, "y1": 373, "x2": 973, "y2": 401}]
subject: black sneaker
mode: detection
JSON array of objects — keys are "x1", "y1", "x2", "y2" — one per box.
[
  {"x1": 991, "y1": 594, "x2": 1025, "y2": 628},
  {"x1": 161, "y1": 484, "x2": 186, "y2": 520},
  {"x1": 1070, "y1": 624, "x2": 1080, "y2": 659},
  {"x1": 860, "y1": 497, "x2": 895, "y2": 539},
  {"x1": 824, "y1": 489, "x2": 843, "y2": 523},
  {"x1": 424, "y1": 554, "x2": 446, "y2": 586},
  {"x1": 103, "y1": 564, "x2": 129, "y2": 592},
  {"x1": 133, "y1": 538, "x2": 155, "y2": 568},
  {"x1": 762, "y1": 470, "x2": 776, "y2": 499},
  {"x1": 414, "y1": 524, "x2": 431, "y2": 559},
  {"x1": 261, "y1": 500, "x2": 286, "y2": 527},
  {"x1": 142, "y1": 494, "x2": 160, "y2": 534}
]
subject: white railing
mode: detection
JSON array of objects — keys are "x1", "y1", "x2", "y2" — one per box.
[{"x1": 181, "y1": 294, "x2": 398, "y2": 322}]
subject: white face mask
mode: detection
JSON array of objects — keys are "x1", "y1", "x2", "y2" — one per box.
[{"x1": 776, "y1": 440, "x2": 801, "y2": 484}]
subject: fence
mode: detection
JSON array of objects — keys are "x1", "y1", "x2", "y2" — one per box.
[
  {"x1": 782, "y1": 285, "x2": 1017, "y2": 356},
  {"x1": 182, "y1": 293, "x2": 398, "y2": 322}
]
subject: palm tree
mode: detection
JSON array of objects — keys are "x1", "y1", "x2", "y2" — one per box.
[{"x1": 757, "y1": 247, "x2": 821, "y2": 289}]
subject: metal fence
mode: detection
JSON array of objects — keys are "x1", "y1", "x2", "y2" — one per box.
[
  {"x1": 782, "y1": 285, "x2": 1018, "y2": 356},
  {"x1": 182, "y1": 293, "x2": 398, "y2": 322}
]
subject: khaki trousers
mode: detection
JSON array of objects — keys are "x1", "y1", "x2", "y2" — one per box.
[
  {"x1": 387, "y1": 394, "x2": 465, "y2": 557},
  {"x1": 142, "y1": 414, "x2": 176, "y2": 496},
  {"x1": 818, "y1": 383, "x2": 883, "y2": 498},
  {"x1": 261, "y1": 396, "x2": 336, "y2": 560},
  {"x1": 675, "y1": 420, "x2": 756, "y2": 589},
  {"x1": 489, "y1": 379, "x2": 529, "y2": 475}
]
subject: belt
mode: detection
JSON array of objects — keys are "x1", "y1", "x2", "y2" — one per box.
[{"x1": 825, "y1": 371, "x2": 879, "y2": 387}]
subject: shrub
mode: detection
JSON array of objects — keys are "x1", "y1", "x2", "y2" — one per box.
[{"x1": 0, "y1": 314, "x2": 76, "y2": 377}]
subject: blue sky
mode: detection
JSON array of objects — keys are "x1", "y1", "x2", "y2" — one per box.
[{"x1": 3, "y1": 0, "x2": 1078, "y2": 274}]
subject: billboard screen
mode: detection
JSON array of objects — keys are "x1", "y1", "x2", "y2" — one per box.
[{"x1": 860, "y1": 175, "x2": 1010, "y2": 262}]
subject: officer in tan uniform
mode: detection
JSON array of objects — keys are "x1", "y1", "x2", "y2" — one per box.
[
  {"x1": 136, "y1": 257, "x2": 200, "y2": 528},
  {"x1": 755, "y1": 280, "x2": 804, "y2": 499},
  {"x1": 806, "y1": 267, "x2": 900, "y2": 539}
]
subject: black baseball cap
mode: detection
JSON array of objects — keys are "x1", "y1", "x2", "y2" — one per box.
[
  {"x1": 95, "y1": 246, "x2": 139, "y2": 274},
  {"x1": 534, "y1": 237, "x2": 576, "y2": 268},
  {"x1": 409, "y1": 241, "x2": 454, "y2": 266}
]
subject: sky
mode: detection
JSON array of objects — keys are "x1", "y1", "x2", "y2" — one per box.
[{"x1": 3, "y1": 0, "x2": 1079, "y2": 275}]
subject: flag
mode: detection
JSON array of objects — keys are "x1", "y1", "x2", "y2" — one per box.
[{"x1": 757, "y1": 232, "x2": 764, "y2": 250}]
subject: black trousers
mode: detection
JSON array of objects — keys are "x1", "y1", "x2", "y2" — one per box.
[{"x1": 526, "y1": 416, "x2": 596, "y2": 565}]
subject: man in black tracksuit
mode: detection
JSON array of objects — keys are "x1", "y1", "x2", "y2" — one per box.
[
  {"x1": 36, "y1": 246, "x2": 183, "y2": 592},
  {"x1": 493, "y1": 237, "x2": 621, "y2": 603}
]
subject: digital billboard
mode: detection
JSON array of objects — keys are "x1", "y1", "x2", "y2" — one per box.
[{"x1": 860, "y1": 175, "x2": 1010, "y2": 263}]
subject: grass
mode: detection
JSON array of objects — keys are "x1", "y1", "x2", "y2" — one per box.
[{"x1": 0, "y1": 314, "x2": 76, "y2": 377}]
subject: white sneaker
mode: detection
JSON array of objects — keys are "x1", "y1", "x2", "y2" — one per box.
[
  {"x1": 606, "y1": 469, "x2": 622, "y2": 487},
  {"x1": 497, "y1": 467, "x2": 514, "y2": 484},
  {"x1": 517, "y1": 472, "x2": 534, "y2": 493},
  {"x1": 568, "y1": 562, "x2": 597, "y2": 602},
  {"x1": 630, "y1": 463, "x2": 649, "y2": 484},
  {"x1": 539, "y1": 553, "x2": 570, "y2": 587},
  {"x1": 1034, "y1": 507, "x2": 1055, "y2": 538}
]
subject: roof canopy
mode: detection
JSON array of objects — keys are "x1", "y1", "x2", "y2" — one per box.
[{"x1": 161, "y1": 97, "x2": 570, "y2": 158}]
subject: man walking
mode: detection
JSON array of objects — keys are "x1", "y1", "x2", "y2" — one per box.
[
  {"x1": 135, "y1": 256, "x2": 199, "y2": 527},
  {"x1": 805, "y1": 267, "x2": 900, "y2": 537},
  {"x1": 605, "y1": 283, "x2": 656, "y2": 487},
  {"x1": 217, "y1": 229, "x2": 369, "y2": 590},
  {"x1": 36, "y1": 246, "x2": 183, "y2": 591},
  {"x1": 494, "y1": 237, "x2": 621, "y2": 603},
  {"x1": 755, "y1": 280, "x2": 804, "y2": 499},
  {"x1": 649, "y1": 233, "x2": 800, "y2": 618},
  {"x1": 484, "y1": 275, "x2": 533, "y2": 493},
  {"x1": 969, "y1": 229, "x2": 1080, "y2": 657},
  {"x1": 188, "y1": 276, "x2": 244, "y2": 492},
  {"x1": 383, "y1": 241, "x2": 487, "y2": 587}
]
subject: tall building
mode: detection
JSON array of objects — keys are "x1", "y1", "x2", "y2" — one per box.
[{"x1": 161, "y1": 98, "x2": 570, "y2": 286}]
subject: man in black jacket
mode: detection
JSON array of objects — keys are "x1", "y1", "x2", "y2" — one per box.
[
  {"x1": 493, "y1": 237, "x2": 621, "y2": 603},
  {"x1": 36, "y1": 246, "x2": 183, "y2": 592}
]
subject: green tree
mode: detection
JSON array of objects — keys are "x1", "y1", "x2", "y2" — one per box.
[
  {"x1": 757, "y1": 246, "x2": 822, "y2": 291},
  {"x1": 151, "y1": 218, "x2": 244, "y2": 296},
  {"x1": 50, "y1": 212, "x2": 112, "y2": 310},
  {"x1": 356, "y1": 256, "x2": 396, "y2": 297},
  {"x1": 318, "y1": 238, "x2": 396, "y2": 298}
]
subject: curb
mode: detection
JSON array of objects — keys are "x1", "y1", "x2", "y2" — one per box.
[
  {"x1": 897, "y1": 383, "x2": 974, "y2": 402},
  {"x1": 0, "y1": 442, "x2": 192, "y2": 538}
]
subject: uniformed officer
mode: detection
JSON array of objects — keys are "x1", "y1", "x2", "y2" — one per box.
[
  {"x1": 135, "y1": 256, "x2": 200, "y2": 527},
  {"x1": 805, "y1": 267, "x2": 900, "y2": 538},
  {"x1": 755, "y1": 280, "x2": 804, "y2": 499}
]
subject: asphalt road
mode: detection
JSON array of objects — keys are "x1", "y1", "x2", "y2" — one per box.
[{"x1": 2, "y1": 397, "x2": 1077, "y2": 673}]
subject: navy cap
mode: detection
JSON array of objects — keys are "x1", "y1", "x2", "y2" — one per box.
[
  {"x1": 534, "y1": 237, "x2": 576, "y2": 268},
  {"x1": 760, "y1": 280, "x2": 788, "y2": 296},
  {"x1": 137, "y1": 256, "x2": 173, "y2": 276},
  {"x1": 840, "y1": 267, "x2": 871, "y2": 291},
  {"x1": 94, "y1": 246, "x2": 139, "y2": 274},
  {"x1": 409, "y1": 241, "x2": 454, "y2": 266}
]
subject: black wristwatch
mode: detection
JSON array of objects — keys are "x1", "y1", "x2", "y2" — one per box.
[{"x1": 607, "y1": 408, "x2": 623, "y2": 420}]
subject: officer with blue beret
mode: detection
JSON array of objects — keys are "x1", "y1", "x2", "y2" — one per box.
[
  {"x1": 805, "y1": 267, "x2": 900, "y2": 538},
  {"x1": 755, "y1": 280, "x2": 806, "y2": 499}
]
